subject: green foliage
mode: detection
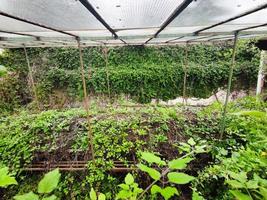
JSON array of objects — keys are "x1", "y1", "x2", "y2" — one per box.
[
  {"x1": 0, "y1": 41, "x2": 260, "y2": 106},
  {"x1": 116, "y1": 173, "x2": 143, "y2": 200},
  {"x1": 38, "y1": 169, "x2": 61, "y2": 194},
  {"x1": 151, "y1": 185, "x2": 179, "y2": 200},
  {"x1": 14, "y1": 169, "x2": 61, "y2": 200},
  {"x1": 0, "y1": 65, "x2": 7, "y2": 77},
  {"x1": 0, "y1": 167, "x2": 17, "y2": 188},
  {"x1": 89, "y1": 188, "x2": 106, "y2": 200},
  {"x1": 194, "y1": 97, "x2": 267, "y2": 200},
  {"x1": 140, "y1": 152, "x2": 166, "y2": 166},
  {"x1": 167, "y1": 172, "x2": 195, "y2": 184},
  {"x1": 168, "y1": 157, "x2": 194, "y2": 170},
  {"x1": 0, "y1": 72, "x2": 28, "y2": 113},
  {"x1": 0, "y1": 96, "x2": 266, "y2": 200},
  {"x1": 138, "y1": 146, "x2": 205, "y2": 200},
  {"x1": 137, "y1": 164, "x2": 161, "y2": 181},
  {"x1": 14, "y1": 191, "x2": 39, "y2": 200}
]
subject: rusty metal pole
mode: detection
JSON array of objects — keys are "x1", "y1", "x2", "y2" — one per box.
[
  {"x1": 77, "y1": 40, "x2": 95, "y2": 162},
  {"x1": 23, "y1": 46, "x2": 40, "y2": 110},
  {"x1": 183, "y1": 42, "x2": 189, "y2": 105},
  {"x1": 219, "y1": 32, "x2": 239, "y2": 139}
]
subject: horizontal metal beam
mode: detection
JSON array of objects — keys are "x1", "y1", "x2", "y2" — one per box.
[
  {"x1": 0, "y1": 11, "x2": 79, "y2": 39},
  {"x1": 194, "y1": 3, "x2": 267, "y2": 35},
  {"x1": 186, "y1": 35, "x2": 214, "y2": 42},
  {"x1": 145, "y1": 0, "x2": 194, "y2": 44},
  {"x1": 0, "y1": 30, "x2": 40, "y2": 39},
  {"x1": 166, "y1": 36, "x2": 185, "y2": 43},
  {"x1": 79, "y1": 0, "x2": 119, "y2": 39},
  {"x1": 236, "y1": 22, "x2": 267, "y2": 32}
]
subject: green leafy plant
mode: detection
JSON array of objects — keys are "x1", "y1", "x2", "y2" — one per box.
[
  {"x1": 226, "y1": 171, "x2": 267, "y2": 200},
  {"x1": 137, "y1": 143, "x2": 206, "y2": 200},
  {"x1": 0, "y1": 167, "x2": 17, "y2": 188},
  {"x1": 116, "y1": 173, "x2": 143, "y2": 200},
  {"x1": 89, "y1": 188, "x2": 106, "y2": 200},
  {"x1": 14, "y1": 168, "x2": 61, "y2": 200}
]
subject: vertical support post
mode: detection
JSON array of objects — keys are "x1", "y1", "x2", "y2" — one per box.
[
  {"x1": 256, "y1": 50, "x2": 266, "y2": 99},
  {"x1": 103, "y1": 46, "x2": 111, "y2": 99},
  {"x1": 23, "y1": 46, "x2": 40, "y2": 110},
  {"x1": 77, "y1": 40, "x2": 95, "y2": 162},
  {"x1": 219, "y1": 32, "x2": 239, "y2": 139},
  {"x1": 183, "y1": 43, "x2": 189, "y2": 105}
]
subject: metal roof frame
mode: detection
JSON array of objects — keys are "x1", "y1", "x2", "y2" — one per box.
[{"x1": 0, "y1": 0, "x2": 267, "y2": 48}]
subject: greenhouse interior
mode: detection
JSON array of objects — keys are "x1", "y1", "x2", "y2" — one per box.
[{"x1": 0, "y1": 0, "x2": 267, "y2": 200}]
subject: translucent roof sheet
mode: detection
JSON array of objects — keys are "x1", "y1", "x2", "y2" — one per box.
[{"x1": 0, "y1": 0, "x2": 267, "y2": 48}]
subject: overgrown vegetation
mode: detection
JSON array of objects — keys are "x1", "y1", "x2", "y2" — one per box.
[
  {"x1": 0, "y1": 40, "x2": 266, "y2": 199},
  {"x1": 0, "y1": 96, "x2": 266, "y2": 199},
  {"x1": 0, "y1": 40, "x2": 260, "y2": 111}
]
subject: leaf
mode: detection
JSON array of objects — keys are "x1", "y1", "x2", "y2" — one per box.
[
  {"x1": 245, "y1": 180, "x2": 258, "y2": 189},
  {"x1": 137, "y1": 164, "x2": 161, "y2": 180},
  {"x1": 90, "y1": 188, "x2": 97, "y2": 200},
  {"x1": 167, "y1": 172, "x2": 194, "y2": 184},
  {"x1": 140, "y1": 152, "x2": 166, "y2": 166},
  {"x1": 116, "y1": 190, "x2": 131, "y2": 199},
  {"x1": 14, "y1": 192, "x2": 39, "y2": 200},
  {"x1": 43, "y1": 195, "x2": 57, "y2": 200},
  {"x1": 125, "y1": 173, "x2": 134, "y2": 185},
  {"x1": 151, "y1": 185, "x2": 162, "y2": 195},
  {"x1": 259, "y1": 187, "x2": 267, "y2": 199},
  {"x1": 38, "y1": 169, "x2": 61, "y2": 194},
  {"x1": 192, "y1": 191, "x2": 205, "y2": 200},
  {"x1": 168, "y1": 157, "x2": 193, "y2": 170},
  {"x1": 229, "y1": 171, "x2": 247, "y2": 183},
  {"x1": 188, "y1": 138, "x2": 196, "y2": 146},
  {"x1": 226, "y1": 180, "x2": 244, "y2": 188},
  {"x1": 230, "y1": 190, "x2": 252, "y2": 200},
  {"x1": 118, "y1": 183, "x2": 129, "y2": 190},
  {"x1": 0, "y1": 167, "x2": 17, "y2": 188},
  {"x1": 160, "y1": 187, "x2": 179, "y2": 200},
  {"x1": 98, "y1": 193, "x2": 106, "y2": 200}
]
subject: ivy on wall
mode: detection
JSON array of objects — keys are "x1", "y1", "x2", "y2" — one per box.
[{"x1": 0, "y1": 40, "x2": 260, "y2": 106}]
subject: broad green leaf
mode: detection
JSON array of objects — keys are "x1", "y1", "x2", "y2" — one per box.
[
  {"x1": 151, "y1": 185, "x2": 162, "y2": 195},
  {"x1": 229, "y1": 171, "x2": 247, "y2": 183},
  {"x1": 137, "y1": 164, "x2": 161, "y2": 180},
  {"x1": 90, "y1": 188, "x2": 97, "y2": 200},
  {"x1": 0, "y1": 167, "x2": 17, "y2": 188},
  {"x1": 116, "y1": 190, "x2": 131, "y2": 199},
  {"x1": 140, "y1": 152, "x2": 166, "y2": 166},
  {"x1": 38, "y1": 169, "x2": 61, "y2": 194},
  {"x1": 98, "y1": 193, "x2": 106, "y2": 200},
  {"x1": 226, "y1": 180, "x2": 244, "y2": 188},
  {"x1": 168, "y1": 157, "x2": 193, "y2": 170},
  {"x1": 14, "y1": 192, "x2": 39, "y2": 200},
  {"x1": 245, "y1": 180, "x2": 258, "y2": 189},
  {"x1": 167, "y1": 172, "x2": 194, "y2": 184},
  {"x1": 125, "y1": 173, "x2": 134, "y2": 185},
  {"x1": 133, "y1": 186, "x2": 143, "y2": 194},
  {"x1": 230, "y1": 190, "x2": 252, "y2": 200},
  {"x1": 259, "y1": 187, "x2": 267, "y2": 199},
  {"x1": 160, "y1": 187, "x2": 179, "y2": 200},
  {"x1": 43, "y1": 195, "x2": 57, "y2": 200},
  {"x1": 151, "y1": 185, "x2": 179, "y2": 200},
  {"x1": 188, "y1": 138, "x2": 196, "y2": 146},
  {"x1": 118, "y1": 183, "x2": 129, "y2": 190},
  {"x1": 192, "y1": 191, "x2": 205, "y2": 200}
]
